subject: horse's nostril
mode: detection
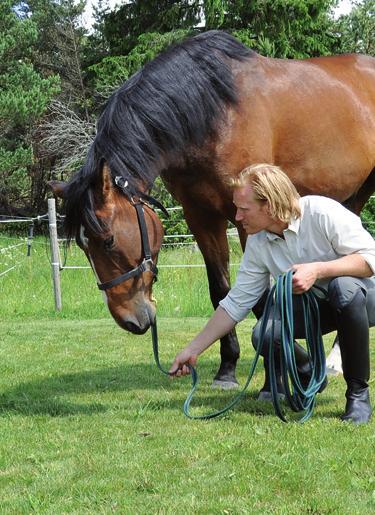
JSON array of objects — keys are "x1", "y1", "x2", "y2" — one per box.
[{"x1": 124, "y1": 321, "x2": 143, "y2": 334}]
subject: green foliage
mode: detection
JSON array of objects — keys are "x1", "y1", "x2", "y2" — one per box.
[
  {"x1": 334, "y1": 0, "x2": 375, "y2": 55},
  {"x1": 0, "y1": 147, "x2": 33, "y2": 208},
  {"x1": 0, "y1": 1, "x2": 38, "y2": 57},
  {"x1": 1, "y1": 64, "x2": 59, "y2": 125},
  {"x1": 97, "y1": 0, "x2": 339, "y2": 59},
  {"x1": 98, "y1": 0, "x2": 200, "y2": 55},
  {"x1": 24, "y1": 0, "x2": 90, "y2": 114},
  {"x1": 0, "y1": 0, "x2": 60, "y2": 212},
  {"x1": 203, "y1": 0, "x2": 227, "y2": 28},
  {"x1": 88, "y1": 55, "x2": 130, "y2": 95},
  {"x1": 226, "y1": 0, "x2": 339, "y2": 58},
  {"x1": 89, "y1": 30, "x2": 190, "y2": 95},
  {"x1": 362, "y1": 196, "x2": 375, "y2": 236}
]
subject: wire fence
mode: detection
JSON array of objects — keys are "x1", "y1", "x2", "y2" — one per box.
[
  {"x1": 0, "y1": 196, "x2": 374, "y2": 283},
  {"x1": 0, "y1": 213, "x2": 49, "y2": 279}
]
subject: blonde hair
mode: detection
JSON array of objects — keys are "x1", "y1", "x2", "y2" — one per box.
[{"x1": 231, "y1": 164, "x2": 301, "y2": 223}]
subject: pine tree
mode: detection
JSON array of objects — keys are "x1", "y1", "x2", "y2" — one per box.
[{"x1": 0, "y1": 0, "x2": 60, "y2": 213}]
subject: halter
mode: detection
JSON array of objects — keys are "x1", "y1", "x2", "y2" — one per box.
[{"x1": 96, "y1": 176, "x2": 168, "y2": 291}]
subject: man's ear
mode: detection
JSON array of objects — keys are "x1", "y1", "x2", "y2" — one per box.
[{"x1": 48, "y1": 180, "x2": 67, "y2": 199}]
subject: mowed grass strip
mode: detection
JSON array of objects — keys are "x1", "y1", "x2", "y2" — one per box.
[{"x1": 0, "y1": 317, "x2": 374, "y2": 514}]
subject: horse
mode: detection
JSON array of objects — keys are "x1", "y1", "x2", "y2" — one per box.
[{"x1": 49, "y1": 30, "x2": 375, "y2": 388}]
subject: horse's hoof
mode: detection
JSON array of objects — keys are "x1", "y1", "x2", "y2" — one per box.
[{"x1": 211, "y1": 379, "x2": 239, "y2": 390}]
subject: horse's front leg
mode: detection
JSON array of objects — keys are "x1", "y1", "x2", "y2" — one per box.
[{"x1": 184, "y1": 210, "x2": 240, "y2": 388}]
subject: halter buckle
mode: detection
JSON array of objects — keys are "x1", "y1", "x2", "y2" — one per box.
[{"x1": 143, "y1": 258, "x2": 154, "y2": 272}]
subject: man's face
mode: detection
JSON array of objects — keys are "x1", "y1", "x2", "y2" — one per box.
[{"x1": 233, "y1": 184, "x2": 274, "y2": 235}]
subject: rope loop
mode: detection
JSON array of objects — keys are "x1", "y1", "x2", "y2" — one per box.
[{"x1": 153, "y1": 270, "x2": 326, "y2": 422}]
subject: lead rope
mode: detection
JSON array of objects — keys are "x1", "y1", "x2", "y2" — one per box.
[{"x1": 152, "y1": 270, "x2": 326, "y2": 422}]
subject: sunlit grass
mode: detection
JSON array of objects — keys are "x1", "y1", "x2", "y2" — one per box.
[
  {"x1": 0, "y1": 235, "x2": 242, "y2": 320},
  {"x1": 1, "y1": 234, "x2": 375, "y2": 513},
  {"x1": 0, "y1": 316, "x2": 374, "y2": 513}
]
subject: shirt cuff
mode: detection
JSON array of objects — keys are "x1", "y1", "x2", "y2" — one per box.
[
  {"x1": 219, "y1": 297, "x2": 248, "y2": 323},
  {"x1": 359, "y1": 253, "x2": 375, "y2": 275}
]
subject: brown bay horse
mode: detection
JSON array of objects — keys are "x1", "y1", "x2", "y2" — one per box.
[{"x1": 50, "y1": 30, "x2": 375, "y2": 388}]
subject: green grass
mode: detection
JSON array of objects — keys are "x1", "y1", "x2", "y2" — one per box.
[
  {"x1": 0, "y1": 317, "x2": 374, "y2": 513},
  {"x1": 0, "y1": 235, "x2": 243, "y2": 319},
  {"x1": 1, "y1": 235, "x2": 375, "y2": 513}
]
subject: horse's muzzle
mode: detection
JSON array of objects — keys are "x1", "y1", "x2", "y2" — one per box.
[{"x1": 112, "y1": 302, "x2": 156, "y2": 335}]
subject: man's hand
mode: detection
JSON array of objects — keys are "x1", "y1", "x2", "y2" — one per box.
[
  {"x1": 168, "y1": 306, "x2": 237, "y2": 378},
  {"x1": 169, "y1": 346, "x2": 198, "y2": 377},
  {"x1": 291, "y1": 263, "x2": 320, "y2": 294}
]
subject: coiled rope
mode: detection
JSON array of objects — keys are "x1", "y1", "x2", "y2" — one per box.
[{"x1": 153, "y1": 270, "x2": 326, "y2": 422}]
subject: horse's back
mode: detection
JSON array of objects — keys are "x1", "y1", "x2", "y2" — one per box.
[
  {"x1": 216, "y1": 52, "x2": 375, "y2": 202},
  {"x1": 302, "y1": 53, "x2": 375, "y2": 100},
  {"x1": 163, "y1": 49, "x2": 375, "y2": 218}
]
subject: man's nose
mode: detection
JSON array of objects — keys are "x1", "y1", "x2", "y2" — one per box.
[{"x1": 235, "y1": 209, "x2": 242, "y2": 221}]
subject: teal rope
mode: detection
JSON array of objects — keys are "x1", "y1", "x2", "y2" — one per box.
[
  {"x1": 267, "y1": 271, "x2": 327, "y2": 422},
  {"x1": 152, "y1": 270, "x2": 326, "y2": 422}
]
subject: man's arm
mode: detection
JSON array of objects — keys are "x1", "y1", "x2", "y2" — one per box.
[
  {"x1": 292, "y1": 254, "x2": 373, "y2": 294},
  {"x1": 169, "y1": 306, "x2": 237, "y2": 376}
]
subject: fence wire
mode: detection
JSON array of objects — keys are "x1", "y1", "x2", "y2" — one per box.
[{"x1": 0, "y1": 198, "x2": 374, "y2": 277}]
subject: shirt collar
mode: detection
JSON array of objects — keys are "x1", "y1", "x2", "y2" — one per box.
[
  {"x1": 288, "y1": 215, "x2": 301, "y2": 234},
  {"x1": 265, "y1": 200, "x2": 303, "y2": 240}
]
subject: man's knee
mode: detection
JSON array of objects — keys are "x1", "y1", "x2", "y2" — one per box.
[{"x1": 328, "y1": 277, "x2": 367, "y2": 311}]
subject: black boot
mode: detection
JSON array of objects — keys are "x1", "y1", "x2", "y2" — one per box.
[
  {"x1": 332, "y1": 287, "x2": 371, "y2": 424},
  {"x1": 258, "y1": 357, "x2": 285, "y2": 401},
  {"x1": 293, "y1": 341, "x2": 328, "y2": 393},
  {"x1": 258, "y1": 341, "x2": 328, "y2": 401},
  {"x1": 341, "y1": 383, "x2": 372, "y2": 424}
]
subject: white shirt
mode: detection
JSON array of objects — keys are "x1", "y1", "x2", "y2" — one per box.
[{"x1": 219, "y1": 195, "x2": 375, "y2": 322}]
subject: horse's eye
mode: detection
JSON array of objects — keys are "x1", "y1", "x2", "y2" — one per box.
[{"x1": 104, "y1": 235, "x2": 114, "y2": 251}]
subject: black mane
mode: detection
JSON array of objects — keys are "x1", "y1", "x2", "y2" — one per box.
[{"x1": 64, "y1": 30, "x2": 253, "y2": 237}]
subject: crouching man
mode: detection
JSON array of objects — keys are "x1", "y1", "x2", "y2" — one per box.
[{"x1": 170, "y1": 164, "x2": 375, "y2": 424}]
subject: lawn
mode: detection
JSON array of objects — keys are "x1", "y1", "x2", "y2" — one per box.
[{"x1": 0, "y1": 235, "x2": 375, "y2": 513}]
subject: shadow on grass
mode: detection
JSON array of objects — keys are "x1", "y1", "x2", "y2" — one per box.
[
  {"x1": 0, "y1": 362, "x2": 173, "y2": 417},
  {"x1": 0, "y1": 361, "x2": 339, "y2": 421}
]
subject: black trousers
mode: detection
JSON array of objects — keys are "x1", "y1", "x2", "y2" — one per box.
[{"x1": 252, "y1": 276, "x2": 375, "y2": 388}]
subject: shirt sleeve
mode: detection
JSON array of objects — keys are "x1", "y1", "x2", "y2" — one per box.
[
  {"x1": 318, "y1": 201, "x2": 375, "y2": 274},
  {"x1": 219, "y1": 236, "x2": 271, "y2": 322}
]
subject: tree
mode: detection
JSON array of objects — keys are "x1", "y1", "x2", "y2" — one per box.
[
  {"x1": 24, "y1": 0, "x2": 90, "y2": 117},
  {"x1": 96, "y1": 0, "x2": 200, "y2": 56},
  {"x1": 0, "y1": 0, "x2": 59, "y2": 213},
  {"x1": 207, "y1": 0, "x2": 339, "y2": 57},
  {"x1": 97, "y1": 0, "x2": 340, "y2": 59},
  {"x1": 20, "y1": 0, "x2": 97, "y2": 207},
  {"x1": 335, "y1": 0, "x2": 374, "y2": 55},
  {"x1": 362, "y1": 198, "x2": 375, "y2": 237},
  {"x1": 88, "y1": 29, "x2": 190, "y2": 97}
]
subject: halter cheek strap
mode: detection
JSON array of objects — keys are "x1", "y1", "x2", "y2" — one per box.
[
  {"x1": 97, "y1": 203, "x2": 158, "y2": 291},
  {"x1": 95, "y1": 176, "x2": 168, "y2": 291}
]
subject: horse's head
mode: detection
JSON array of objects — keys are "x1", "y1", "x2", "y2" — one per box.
[{"x1": 49, "y1": 164, "x2": 164, "y2": 334}]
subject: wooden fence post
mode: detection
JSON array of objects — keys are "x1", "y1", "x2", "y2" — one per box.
[{"x1": 48, "y1": 198, "x2": 62, "y2": 311}]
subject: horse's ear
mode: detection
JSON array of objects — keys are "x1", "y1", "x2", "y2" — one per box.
[
  {"x1": 96, "y1": 162, "x2": 114, "y2": 204},
  {"x1": 48, "y1": 180, "x2": 67, "y2": 199}
]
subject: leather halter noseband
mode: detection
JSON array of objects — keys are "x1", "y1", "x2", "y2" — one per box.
[{"x1": 96, "y1": 176, "x2": 167, "y2": 291}]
